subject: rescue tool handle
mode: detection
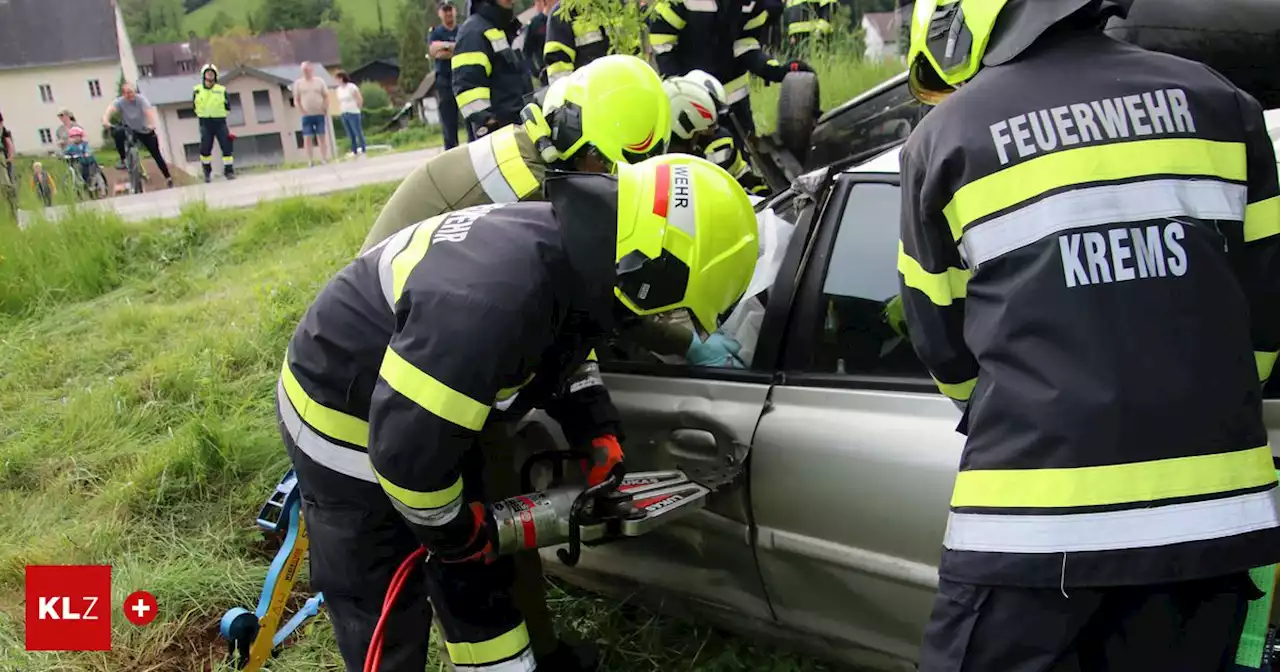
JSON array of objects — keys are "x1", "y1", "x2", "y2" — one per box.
[{"x1": 556, "y1": 473, "x2": 620, "y2": 567}]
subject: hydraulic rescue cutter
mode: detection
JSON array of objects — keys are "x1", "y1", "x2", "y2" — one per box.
[{"x1": 219, "y1": 453, "x2": 714, "y2": 670}]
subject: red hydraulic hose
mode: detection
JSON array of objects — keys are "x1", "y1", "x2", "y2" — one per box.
[{"x1": 364, "y1": 546, "x2": 428, "y2": 672}]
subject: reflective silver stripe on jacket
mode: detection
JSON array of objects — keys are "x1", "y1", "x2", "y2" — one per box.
[
  {"x1": 684, "y1": 0, "x2": 717, "y2": 11},
  {"x1": 725, "y1": 75, "x2": 749, "y2": 104},
  {"x1": 454, "y1": 648, "x2": 537, "y2": 672},
  {"x1": 708, "y1": 147, "x2": 734, "y2": 165},
  {"x1": 652, "y1": 41, "x2": 675, "y2": 54},
  {"x1": 461, "y1": 99, "x2": 492, "y2": 118},
  {"x1": 388, "y1": 490, "x2": 464, "y2": 527},
  {"x1": 575, "y1": 30, "x2": 604, "y2": 46},
  {"x1": 277, "y1": 381, "x2": 377, "y2": 483},
  {"x1": 943, "y1": 488, "x2": 1280, "y2": 554},
  {"x1": 469, "y1": 134, "x2": 520, "y2": 203},
  {"x1": 960, "y1": 178, "x2": 1246, "y2": 267},
  {"x1": 378, "y1": 224, "x2": 418, "y2": 310}
]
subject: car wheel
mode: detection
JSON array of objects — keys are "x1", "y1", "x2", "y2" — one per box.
[{"x1": 777, "y1": 71, "x2": 820, "y2": 162}]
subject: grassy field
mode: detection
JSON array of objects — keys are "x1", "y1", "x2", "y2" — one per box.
[
  {"x1": 184, "y1": 0, "x2": 397, "y2": 36},
  {"x1": 0, "y1": 56, "x2": 899, "y2": 671}
]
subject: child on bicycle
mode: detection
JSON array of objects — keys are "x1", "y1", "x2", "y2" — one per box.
[
  {"x1": 30, "y1": 161, "x2": 55, "y2": 207},
  {"x1": 63, "y1": 126, "x2": 100, "y2": 189}
]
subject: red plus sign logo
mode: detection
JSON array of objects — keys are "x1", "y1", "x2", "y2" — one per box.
[{"x1": 123, "y1": 591, "x2": 157, "y2": 626}]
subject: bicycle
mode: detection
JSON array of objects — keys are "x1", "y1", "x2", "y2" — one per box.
[
  {"x1": 110, "y1": 124, "x2": 147, "y2": 195},
  {"x1": 62, "y1": 155, "x2": 109, "y2": 201}
]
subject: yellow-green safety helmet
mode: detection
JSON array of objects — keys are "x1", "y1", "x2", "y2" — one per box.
[
  {"x1": 542, "y1": 54, "x2": 671, "y2": 168},
  {"x1": 908, "y1": 0, "x2": 1131, "y2": 105},
  {"x1": 614, "y1": 154, "x2": 758, "y2": 338}
]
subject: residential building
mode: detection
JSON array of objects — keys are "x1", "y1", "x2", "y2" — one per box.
[
  {"x1": 408, "y1": 72, "x2": 442, "y2": 126},
  {"x1": 862, "y1": 11, "x2": 903, "y2": 61},
  {"x1": 138, "y1": 64, "x2": 338, "y2": 170},
  {"x1": 134, "y1": 28, "x2": 342, "y2": 79},
  {"x1": 0, "y1": 0, "x2": 138, "y2": 154},
  {"x1": 348, "y1": 58, "x2": 401, "y2": 95}
]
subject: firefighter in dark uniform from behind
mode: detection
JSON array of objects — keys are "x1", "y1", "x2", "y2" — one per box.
[
  {"x1": 193, "y1": 64, "x2": 235, "y2": 182},
  {"x1": 276, "y1": 153, "x2": 759, "y2": 672},
  {"x1": 542, "y1": 1, "x2": 611, "y2": 85},
  {"x1": 898, "y1": 0, "x2": 1280, "y2": 669},
  {"x1": 453, "y1": 0, "x2": 534, "y2": 139},
  {"x1": 648, "y1": 0, "x2": 808, "y2": 139}
]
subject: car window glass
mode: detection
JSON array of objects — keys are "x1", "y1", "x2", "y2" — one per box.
[
  {"x1": 599, "y1": 196, "x2": 806, "y2": 372},
  {"x1": 808, "y1": 181, "x2": 928, "y2": 378}
]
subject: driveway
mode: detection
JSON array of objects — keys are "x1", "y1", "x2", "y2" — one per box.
[{"x1": 18, "y1": 147, "x2": 441, "y2": 226}]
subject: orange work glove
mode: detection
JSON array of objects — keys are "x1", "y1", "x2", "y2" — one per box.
[{"x1": 582, "y1": 434, "x2": 625, "y2": 488}]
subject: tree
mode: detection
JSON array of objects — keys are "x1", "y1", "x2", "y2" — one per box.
[
  {"x1": 254, "y1": 0, "x2": 338, "y2": 32},
  {"x1": 210, "y1": 26, "x2": 275, "y2": 69},
  {"x1": 120, "y1": 0, "x2": 187, "y2": 45},
  {"x1": 397, "y1": 0, "x2": 431, "y2": 95},
  {"x1": 207, "y1": 10, "x2": 239, "y2": 36}
]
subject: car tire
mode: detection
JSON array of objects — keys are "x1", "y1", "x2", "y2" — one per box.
[{"x1": 777, "y1": 71, "x2": 820, "y2": 162}]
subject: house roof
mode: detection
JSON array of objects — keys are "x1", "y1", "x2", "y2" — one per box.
[
  {"x1": 411, "y1": 71, "x2": 438, "y2": 100},
  {"x1": 134, "y1": 28, "x2": 341, "y2": 78},
  {"x1": 138, "y1": 64, "x2": 337, "y2": 106},
  {"x1": 862, "y1": 11, "x2": 900, "y2": 42},
  {"x1": 350, "y1": 58, "x2": 402, "y2": 76},
  {"x1": 0, "y1": 0, "x2": 120, "y2": 70}
]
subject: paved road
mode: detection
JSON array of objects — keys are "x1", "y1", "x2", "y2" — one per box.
[{"x1": 19, "y1": 148, "x2": 440, "y2": 226}]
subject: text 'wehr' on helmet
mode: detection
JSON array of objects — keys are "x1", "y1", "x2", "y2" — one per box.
[{"x1": 613, "y1": 154, "x2": 759, "y2": 339}]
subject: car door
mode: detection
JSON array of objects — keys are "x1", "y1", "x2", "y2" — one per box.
[
  {"x1": 511, "y1": 189, "x2": 816, "y2": 624},
  {"x1": 750, "y1": 170, "x2": 967, "y2": 670}
]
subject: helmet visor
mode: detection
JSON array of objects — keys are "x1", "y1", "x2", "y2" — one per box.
[{"x1": 615, "y1": 248, "x2": 713, "y2": 338}]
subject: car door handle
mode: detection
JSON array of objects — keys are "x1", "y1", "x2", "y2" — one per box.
[{"x1": 669, "y1": 428, "x2": 719, "y2": 460}]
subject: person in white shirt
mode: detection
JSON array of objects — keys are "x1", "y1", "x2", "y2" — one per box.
[{"x1": 334, "y1": 71, "x2": 367, "y2": 157}]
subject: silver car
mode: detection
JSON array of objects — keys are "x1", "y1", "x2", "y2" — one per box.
[{"x1": 510, "y1": 134, "x2": 1280, "y2": 670}]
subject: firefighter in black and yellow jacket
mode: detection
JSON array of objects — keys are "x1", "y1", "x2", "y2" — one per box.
[
  {"x1": 543, "y1": 2, "x2": 608, "y2": 84},
  {"x1": 898, "y1": 0, "x2": 1280, "y2": 669},
  {"x1": 193, "y1": 64, "x2": 234, "y2": 182},
  {"x1": 648, "y1": 0, "x2": 806, "y2": 138},
  {"x1": 453, "y1": 0, "x2": 534, "y2": 139},
  {"x1": 276, "y1": 153, "x2": 759, "y2": 672},
  {"x1": 664, "y1": 69, "x2": 770, "y2": 196}
]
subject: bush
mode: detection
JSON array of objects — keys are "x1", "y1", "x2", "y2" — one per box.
[{"x1": 360, "y1": 82, "x2": 391, "y2": 110}]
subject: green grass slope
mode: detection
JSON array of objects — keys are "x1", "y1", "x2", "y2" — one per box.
[
  {"x1": 184, "y1": 0, "x2": 394, "y2": 36},
  {"x1": 0, "y1": 189, "x2": 838, "y2": 671}
]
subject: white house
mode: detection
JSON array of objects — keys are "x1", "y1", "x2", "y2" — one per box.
[
  {"x1": 0, "y1": 0, "x2": 138, "y2": 154},
  {"x1": 862, "y1": 11, "x2": 903, "y2": 62}
]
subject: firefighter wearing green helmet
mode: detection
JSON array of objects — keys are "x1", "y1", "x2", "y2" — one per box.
[
  {"x1": 276, "y1": 153, "x2": 758, "y2": 672},
  {"x1": 898, "y1": 0, "x2": 1280, "y2": 669},
  {"x1": 193, "y1": 64, "x2": 234, "y2": 182}
]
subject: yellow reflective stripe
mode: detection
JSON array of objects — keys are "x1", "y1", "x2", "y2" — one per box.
[
  {"x1": 733, "y1": 37, "x2": 760, "y2": 57},
  {"x1": 1245, "y1": 195, "x2": 1280, "y2": 242},
  {"x1": 496, "y1": 372, "x2": 535, "y2": 402},
  {"x1": 375, "y1": 467, "x2": 463, "y2": 510},
  {"x1": 951, "y1": 445, "x2": 1277, "y2": 509},
  {"x1": 897, "y1": 242, "x2": 969, "y2": 306},
  {"x1": 446, "y1": 622, "x2": 531, "y2": 665},
  {"x1": 390, "y1": 216, "x2": 446, "y2": 304},
  {"x1": 572, "y1": 20, "x2": 599, "y2": 36},
  {"x1": 456, "y1": 87, "x2": 490, "y2": 108},
  {"x1": 484, "y1": 28, "x2": 505, "y2": 40},
  {"x1": 944, "y1": 138, "x2": 1247, "y2": 241},
  {"x1": 649, "y1": 32, "x2": 678, "y2": 45},
  {"x1": 451, "y1": 52, "x2": 492, "y2": 76},
  {"x1": 380, "y1": 347, "x2": 491, "y2": 432},
  {"x1": 725, "y1": 73, "x2": 748, "y2": 92},
  {"x1": 744, "y1": 10, "x2": 770, "y2": 30},
  {"x1": 1258, "y1": 350, "x2": 1278, "y2": 382},
  {"x1": 933, "y1": 376, "x2": 976, "y2": 402},
  {"x1": 546, "y1": 61, "x2": 575, "y2": 77},
  {"x1": 280, "y1": 357, "x2": 369, "y2": 447},
  {"x1": 655, "y1": 3, "x2": 685, "y2": 29},
  {"x1": 492, "y1": 127, "x2": 539, "y2": 198},
  {"x1": 706, "y1": 137, "x2": 733, "y2": 153},
  {"x1": 545, "y1": 41, "x2": 577, "y2": 62}
]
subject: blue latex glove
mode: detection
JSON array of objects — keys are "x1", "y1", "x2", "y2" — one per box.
[{"x1": 687, "y1": 332, "x2": 745, "y2": 368}]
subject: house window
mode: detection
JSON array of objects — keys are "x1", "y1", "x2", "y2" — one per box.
[
  {"x1": 88, "y1": 79, "x2": 103, "y2": 98},
  {"x1": 227, "y1": 93, "x2": 245, "y2": 126},
  {"x1": 38, "y1": 128, "x2": 53, "y2": 144},
  {"x1": 252, "y1": 90, "x2": 274, "y2": 124},
  {"x1": 39, "y1": 84, "x2": 53, "y2": 103},
  {"x1": 140, "y1": 64, "x2": 154, "y2": 77},
  {"x1": 177, "y1": 107, "x2": 197, "y2": 120}
]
